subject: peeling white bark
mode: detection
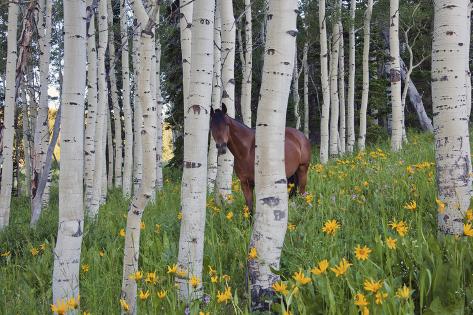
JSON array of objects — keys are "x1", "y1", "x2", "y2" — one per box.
[
  {"x1": 319, "y1": 0, "x2": 330, "y2": 164},
  {"x1": 338, "y1": 19, "x2": 346, "y2": 155},
  {"x1": 180, "y1": 0, "x2": 193, "y2": 110},
  {"x1": 346, "y1": 0, "x2": 356, "y2": 152},
  {"x1": 292, "y1": 48, "x2": 301, "y2": 130},
  {"x1": 432, "y1": 0, "x2": 472, "y2": 236},
  {"x1": 241, "y1": 0, "x2": 253, "y2": 127},
  {"x1": 329, "y1": 19, "x2": 340, "y2": 158},
  {"x1": 132, "y1": 20, "x2": 143, "y2": 194},
  {"x1": 248, "y1": 0, "x2": 297, "y2": 310},
  {"x1": 156, "y1": 36, "x2": 164, "y2": 191},
  {"x1": 390, "y1": 0, "x2": 403, "y2": 151},
  {"x1": 303, "y1": 40, "x2": 309, "y2": 138}
]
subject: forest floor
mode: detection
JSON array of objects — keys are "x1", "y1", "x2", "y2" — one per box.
[{"x1": 1, "y1": 131, "x2": 473, "y2": 315}]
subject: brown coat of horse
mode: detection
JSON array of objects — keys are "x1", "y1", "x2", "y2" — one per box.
[{"x1": 210, "y1": 105, "x2": 311, "y2": 212}]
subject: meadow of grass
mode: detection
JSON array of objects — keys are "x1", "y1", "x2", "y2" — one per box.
[{"x1": 2, "y1": 131, "x2": 473, "y2": 315}]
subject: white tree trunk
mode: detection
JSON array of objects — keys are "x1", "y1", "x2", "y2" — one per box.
[
  {"x1": 432, "y1": 0, "x2": 472, "y2": 236},
  {"x1": 338, "y1": 20, "x2": 346, "y2": 155},
  {"x1": 156, "y1": 36, "x2": 164, "y2": 191},
  {"x1": 89, "y1": 0, "x2": 108, "y2": 218},
  {"x1": 248, "y1": 0, "x2": 297, "y2": 310},
  {"x1": 216, "y1": 0, "x2": 235, "y2": 201},
  {"x1": 33, "y1": 0, "x2": 52, "y2": 206},
  {"x1": 207, "y1": 1, "x2": 222, "y2": 192},
  {"x1": 329, "y1": 20, "x2": 340, "y2": 158},
  {"x1": 241, "y1": 0, "x2": 252, "y2": 127},
  {"x1": 358, "y1": 0, "x2": 373, "y2": 151},
  {"x1": 303, "y1": 40, "x2": 309, "y2": 138},
  {"x1": 319, "y1": 0, "x2": 330, "y2": 164},
  {"x1": 466, "y1": 2, "x2": 472, "y2": 117},
  {"x1": 21, "y1": 84, "x2": 32, "y2": 199},
  {"x1": 346, "y1": 0, "x2": 356, "y2": 152},
  {"x1": 180, "y1": 0, "x2": 193, "y2": 110},
  {"x1": 107, "y1": 109, "x2": 114, "y2": 190},
  {"x1": 132, "y1": 22, "x2": 143, "y2": 194},
  {"x1": 292, "y1": 48, "x2": 301, "y2": 130},
  {"x1": 0, "y1": 0, "x2": 19, "y2": 230},
  {"x1": 52, "y1": 0, "x2": 86, "y2": 305},
  {"x1": 108, "y1": 0, "x2": 123, "y2": 189},
  {"x1": 390, "y1": 0, "x2": 403, "y2": 151},
  {"x1": 121, "y1": 3, "x2": 158, "y2": 312},
  {"x1": 121, "y1": 0, "x2": 133, "y2": 197},
  {"x1": 177, "y1": 0, "x2": 214, "y2": 299},
  {"x1": 84, "y1": 0, "x2": 98, "y2": 212}
]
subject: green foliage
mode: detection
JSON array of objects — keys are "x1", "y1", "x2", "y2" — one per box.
[{"x1": 2, "y1": 133, "x2": 473, "y2": 314}]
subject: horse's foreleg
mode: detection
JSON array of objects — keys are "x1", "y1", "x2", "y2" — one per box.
[
  {"x1": 296, "y1": 164, "x2": 309, "y2": 195},
  {"x1": 241, "y1": 179, "x2": 254, "y2": 213}
]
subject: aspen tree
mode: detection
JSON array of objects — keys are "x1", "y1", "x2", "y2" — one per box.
[
  {"x1": 329, "y1": 15, "x2": 340, "y2": 158},
  {"x1": 390, "y1": 0, "x2": 403, "y2": 151},
  {"x1": 319, "y1": 0, "x2": 330, "y2": 164},
  {"x1": 180, "y1": 0, "x2": 193, "y2": 110},
  {"x1": 303, "y1": 40, "x2": 309, "y2": 138},
  {"x1": 248, "y1": 0, "x2": 297, "y2": 310},
  {"x1": 132, "y1": 18, "x2": 143, "y2": 194},
  {"x1": 346, "y1": 0, "x2": 356, "y2": 152},
  {"x1": 338, "y1": 18, "x2": 346, "y2": 154},
  {"x1": 156, "y1": 36, "x2": 164, "y2": 191},
  {"x1": 292, "y1": 48, "x2": 301, "y2": 130},
  {"x1": 241, "y1": 0, "x2": 253, "y2": 127}
]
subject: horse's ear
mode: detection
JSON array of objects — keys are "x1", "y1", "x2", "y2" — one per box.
[
  {"x1": 210, "y1": 106, "x2": 214, "y2": 117},
  {"x1": 221, "y1": 103, "x2": 227, "y2": 115}
]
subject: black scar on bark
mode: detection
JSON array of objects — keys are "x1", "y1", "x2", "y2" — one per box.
[
  {"x1": 275, "y1": 178, "x2": 286, "y2": 184},
  {"x1": 184, "y1": 161, "x2": 202, "y2": 168},
  {"x1": 260, "y1": 196, "x2": 280, "y2": 206},
  {"x1": 72, "y1": 220, "x2": 83, "y2": 237},
  {"x1": 250, "y1": 285, "x2": 276, "y2": 312},
  {"x1": 273, "y1": 210, "x2": 285, "y2": 221}
]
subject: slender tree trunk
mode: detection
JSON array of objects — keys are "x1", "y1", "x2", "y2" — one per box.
[
  {"x1": 85, "y1": 0, "x2": 98, "y2": 212},
  {"x1": 338, "y1": 19, "x2": 346, "y2": 154},
  {"x1": 241, "y1": 0, "x2": 252, "y2": 127},
  {"x1": 207, "y1": 1, "x2": 221, "y2": 192},
  {"x1": 319, "y1": 0, "x2": 330, "y2": 164},
  {"x1": 107, "y1": 109, "x2": 114, "y2": 190},
  {"x1": 303, "y1": 40, "x2": 309, "y2": 138},
  {"x1": 108, "y1": 0, "x2": 123, "y2": 189},
  {"x1": 292, "y1": 48, "x2": 301, "y2": 130},
  {"x1": 390, "y1": 0, "x2": 403, "y2": 151},
  {"x1": 0, "y1": 0, "x2": 19, "y2": 230},
  {"x1": 358, "y1": 0, "x2": 373, "y2": 151},
  {"x1": 432, "y1": 0, "x2": 472, "y2": 236},
  {"x1": 329, "y1": 19, "x2": 340, "y2": 158},
  {"x1": 180, "y1": 0, "x2": 193, "y2": 111},
  {"x1": 132, "y1": 20, "x2": 143, "y2": 194},
  {"x1": 156, "y1": 36, "x2": 164, "y2": 191},
  {"x1": 346, "y1": 0, "x2": 356, "y2": 152},
  {"x1": 121, "y1": 3, "x2": 159, "y2": 312},
  {"x1": 121, "y1": 0, "x2": 133, "y2": 197},
  {"x1": 177, "y1": 0, "x2": 214, "y2": 300},
  {"x1": 89, "y1": 0, "x2": 108, "y2": 218},
  {"x1": 52, "y1": 0, "x2": 86, "y2": 305},
  {"x1": 249, "y1": 1, "x2": 297, "y2": 310},
  {"x1": 21, "y1": 84, "x2": 32, "y2": 199},
  {"x1": 216, "y1": 0, "x2": 235, "y2": 201}
]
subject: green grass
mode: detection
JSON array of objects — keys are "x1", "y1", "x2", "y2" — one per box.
[{"x1": 2, "y1": 131, "x2": 473, "y2": 314}]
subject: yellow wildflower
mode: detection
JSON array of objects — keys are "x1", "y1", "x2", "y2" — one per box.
[
  {"x1": 389, "y1": 219, "x2": 409, "y2": 237},
  {"x1": 129, "y1": 271, "x2": 143, "y2": 281},
  {"x1": 99, "y1": 249, "x2": 105, "y2": 257},
  {"x1": 211, "y1": 276, "x2": 218, "y2": 283},
  {"x1": 157, "y1": 290, "x2": 167, "y2": 299},
  {"x1": 375, "y1": 291, "x2": 388, "y2": 305},
  {"x1": 322, "y1": 219, "x2": 341, "y2": 236},
  {"x1": 243, "y1": 206, "x2": 250, "y2": 219},
  {"x1": 395, "y1": 284, "x2": 411, "y2": 299},
  {"x1": 167, "y1": 264, "x2": 178, "y2": 274},
  {"x1": 199, "y1": 312, "x2": 210, "y2": 315},
  {"x1": 140, "y1": 221, "x2": 145, "y2": 230},
  {"x1": 404, "y1": 200, "x2": 417, "y2": 211},
  {"x1": 139, "y1": 290, "x2": 150, "y2": 301},
  {"x1": 226, "y1": 194, "x2": 234, "y2": 202},
  {"x1": 288, "y1": 183, "x2": 295, "y2": 193},
  {"x1": 464, "y1": 223, "x2": 473, "y2": 237},
  {"x1": 40, "y1": 243, "x2": 47, "y2": 251},
  {"x1": 354, "y1": 293, "x2": 369, "y2": 307},
  {"x1": 119, "y1": 229, "x2": 126, "y2": 237},
  {"x1": 1, "y1": 251, "x2": 11, "y2": 257},
  {"x1": 120, "y1": 298, "x2": 129, "y2": 312},
  {"x1": 436, "y1": 198, "x2": 446, "y2": 214},
  {"x1": 288, "y1": 223, "x2": 296, "y2": 231},
  {"x1": 305, "y1": 193, "x2": 314, "y2": 205},
  {"x1": 386, "y1": 237, "x2": 397, "y2": 250},
  {"x1": 189, "y1": 275, "x2": 201, "y2": 288},
  {"x1": 81, "y1": 264, "x2": 89, "y2": 273},
  {"x1": 363, "y1": 279, "x2": 382, "y2": 293},
  {"x1": 177, "y1": 212, "x2": 183, "y2": 221},
  {"x1": 248, "y1": 247, "x2": 257, "y2": 260},
  {"x1": 226, "y1": 211, "x2": 233, "y2": 220},
  {"x1": 310, "y1": 259, "x2": 329, "y2": 275},
  {"x1": 51, "y1": 299, "x2": 68, "y2": 315},
  {"x1": 272, "y1": 281, "x2": 289, "y2": 295},
  {"x1": 176, "y1": 267, "x2": 187, "y2": 278},
  {"x1": 354, "y1": 245, "x2": 372, "y2": 261},
  {"x1": 406, "y1": 165, "x2": 415, "y2": 175},
  {"x1": 363, "y1": 181, "x2": 369, "y2": 187},
  {"x1": 216, "y1": 286, "x2": 232, "y2": 303},
  {"x1": 145, "y1": 272, "x2": 158, "y2": 285},
  {"x1": 155, "y1": 224, "x2": 161, "y2": 234},
  {"x1": 331, "y1": 258, "x2": 352, "y2": 277},
  {"x1": 83, "y1": 312, "x2": 91, "y2": 315},
  {"x1": 292, "y1": 270, "x2": 311, "y2": 285},
  {"x1": 467, "y1": 209, "x2": 473, "y2": 222},
  {"x1": 67, "y1": 295, "x2": 80, "y2": 309},
  {"x1": 31, "y1": 247, "x2": 39, "y2": 256},
  {"x1": 222, "y1": 274, "x2": 231, "y2": 282},
  {"x1": 283, "y1": 311, "x2": 292, "y2": 315},
  {"x1": 361, "y1": 307, "x2": 369, "y2": 315},
  {"x1": 208, "y1": 265, "x2": 217, "y2": 277}
]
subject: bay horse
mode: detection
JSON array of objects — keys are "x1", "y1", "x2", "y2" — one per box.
[{"x1": 210, "y1": 104, "x2": 311, "y2": 213}]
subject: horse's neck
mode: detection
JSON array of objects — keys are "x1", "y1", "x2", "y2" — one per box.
[{"x1": 227, "y1": 118, "x2": 254, "y2": 159}]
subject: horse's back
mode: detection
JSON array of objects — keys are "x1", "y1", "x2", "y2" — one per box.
[{"x1": 285, "y1": 128, "x2": 311, "y2": 165}]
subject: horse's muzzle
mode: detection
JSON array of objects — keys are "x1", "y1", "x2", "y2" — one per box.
[{"x1": 216, "y1": 143, "x2": 227, "y2": 155}]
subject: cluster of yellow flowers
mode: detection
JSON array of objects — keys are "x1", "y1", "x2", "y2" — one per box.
[
  {"x1": 322, "y1": 219, "x2": 341, "y2": 236},
  {"x1": 50, "y1": 295, "x2": 80, "y2": 315},
  {"x1": 30, "y1": 242, "x2": 48, "y2": 257},
  {"x1": 389, "y1": 219, "x2": 409, "y2": 237},
  {"x1": 216, "y1": 286, "x2": 232, "y2": 303},
  {"x1": 369, "y1": 148, "x2": 387, "y2": 160},
  {"x1": 403, "y1": 200, "x2": 417, "y2": 211}
]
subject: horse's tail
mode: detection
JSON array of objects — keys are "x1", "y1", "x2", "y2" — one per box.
[{"x1": 288, "y1": 174, "x2": 298, "y2": 198}]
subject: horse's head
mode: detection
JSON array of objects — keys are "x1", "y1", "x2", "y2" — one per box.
[{"x1": 210, "y1": 103, "x2": 230, "y2": 156}]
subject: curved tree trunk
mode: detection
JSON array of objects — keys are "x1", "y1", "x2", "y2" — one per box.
[
  {"x1": 319, "y1": 0, "x2": 330, "y2": 164},
  {"x1": 346, "y1": 0, "x2": 356, "y2": 152},
  {"x1": 0, "y1": 0, "x2": 19, "y2": 230},
  {"x1": 248, "y1": 0, "x2": 297, "y2": 310},
  {"x1": 303, "y1": 40, "x2": 309, "y2": 138},
  {"x1": 52, "y1": 0, "x2": 86, "y2": 305},
  {"x1": 177, "y1": 0, "x2": 214, "y2": 300},
  {"x1": 329, "y1": 19, "x2": 340, "y2": 158},
  {"x1": 121, "y1": 0, "x2": 133, "y2": 197},
  {"x1": 207, "y1": 1, "x2": 222, "y2": 192},
  {"x1": 216, "y1": 0, "x2": 235, "y2": 201},
  {"x1": 84, "y1": 0, "x2": 98, "y2": 212},
  {"x1": 358, "y1": 0, "x2": 373, "y2": 151},
  {"x1": 89, "y1": 0, "x2": 108, "y2": 218},
  {"x1": 432, "y1": 0, "x2": 472, "y2": 236},
  {"x1": 241, "y1": 0, "x2": 253, "y2": 127},
  {"x1": 338, "y1": 19, "x2": 346, "y2": 154},
  {"x1": 390, "y1": 0, "x2": 403, "y2": 151}
]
